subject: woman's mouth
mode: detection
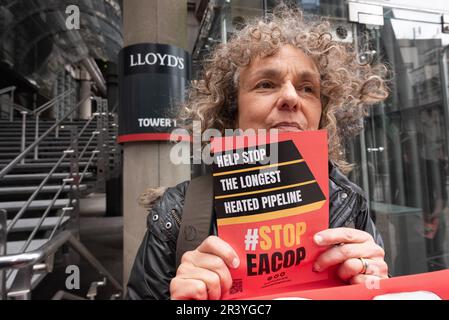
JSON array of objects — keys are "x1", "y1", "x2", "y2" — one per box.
[{"x1": 270, "y1": 122, "x2": 303, "y2": 132}]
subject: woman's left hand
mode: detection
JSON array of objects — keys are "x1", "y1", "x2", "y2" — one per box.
[{"x1": 313, "y1": 228, "x2": 389, "y2": 284}]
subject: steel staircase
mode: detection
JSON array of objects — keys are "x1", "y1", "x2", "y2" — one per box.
[{"x1": 0, "y1": 86, "x2": 122, "y2": 300}]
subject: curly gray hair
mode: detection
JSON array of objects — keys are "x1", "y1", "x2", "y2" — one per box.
[{"x1": 179, "y1": 3, "x2": 389, "y2": 173}]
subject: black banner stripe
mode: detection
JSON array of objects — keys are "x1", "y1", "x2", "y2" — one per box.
[
  {"x1": 212, "y1": 141, "x2": 302, "y2": 174},
  {"x1": 214, "y1": 182, "x2": 325, "y2": 219},
  {"x1": 213, "y1": 161, "x2": 315, "y2": 197}
]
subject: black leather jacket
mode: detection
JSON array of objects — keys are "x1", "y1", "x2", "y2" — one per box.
[{"x1": 126, "y1": 165, "x2": 384, "y2": 300}]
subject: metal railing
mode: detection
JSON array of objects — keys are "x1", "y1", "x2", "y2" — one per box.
[
  {"x1": 0, "y1": 86, "x2": 32, "y2": 123},
  {"x1": 0, "y1": 230, "x2": 123, "y2": 300},
  {"x1": 0, "y1": 92, "x2": 120, "y2": 299},
  {"x1": 0, "y1": 86, "x2": 16, "y2": 122},
  {"x1": 0, "y1": 94, "x2": 90, "y2": 179},
  {"x1": 0, "y1": 209, "x2": 6, "y2": 300},
  {"x1": 32, "y1": 89, "x2": 75, "y2": 160}
]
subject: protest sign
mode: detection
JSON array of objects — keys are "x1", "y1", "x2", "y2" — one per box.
[{"x1": 212, "y1": 130, "x2": 330, "y2": 299}]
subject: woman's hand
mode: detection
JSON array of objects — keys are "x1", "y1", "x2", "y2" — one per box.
[
  {"x1": 313, "y1": 228, "x2": 388, "y2": 284},
  {"x1": 170, "y1": 236, "x2": 240, "y2": 300}
]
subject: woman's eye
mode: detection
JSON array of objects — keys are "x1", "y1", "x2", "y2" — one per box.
[
  {"x1": 299, "y1": 85, "x2": 315, "y2": 94},
  {"x1": 256, "y1": 81, "x2": 274, "y2": 89}
]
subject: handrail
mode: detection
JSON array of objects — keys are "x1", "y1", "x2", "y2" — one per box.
[
  {"x1": 0, "y1": 86, "x2": 16, "y2": 96},
  {"x1": 75, "y1": 113, "x2": 96, "y2": 139},
  {"x1": 79, "y1": 150, "x2": 99, "y2": 184},
  {"x1": 0, "y1": 230, "x2": 123, "y2": 293},
  {"x1": 49, "y1": 206, "x2": 73, "y2": 241},
  {"x1": 6, "y1": 152, "x2": 69, "y2": 233},
  {"x1": 19, "y1": 180, "x2": 69, "y2": 253},
  {"x1": 33, "y1": 88, "x2": 74, "y2": 116},
  {"x1": 0, "y1": 95, "x2": 90, "y2": 179},
  {"x1": 79, "y1": 131, "x2": 99, "y2": 160},
  {"x1": 12, "y1": 103, "x2": 33, "y2": 114},
  {"x1": 110, "y1": 102, "x2": 118, "y2": 114}
]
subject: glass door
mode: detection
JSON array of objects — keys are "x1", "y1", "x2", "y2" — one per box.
[{"x1": 348, "y1": 4, "x2": 449, "y2": 276}]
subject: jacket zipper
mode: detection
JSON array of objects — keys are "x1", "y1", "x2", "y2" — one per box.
[{"x1": 170, "y1": 209, "x2": 181, "y2": 227}]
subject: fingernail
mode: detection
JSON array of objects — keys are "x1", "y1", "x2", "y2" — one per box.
[
  {"x1": 314, "y1": 234, "x2": 323, "y2": 245},
  {"x1": 232, "y1": 258, "x2": 240, "y2": 269},
  {"x1": 312, "y1": 264, "x2": 321, "y2": 272}
]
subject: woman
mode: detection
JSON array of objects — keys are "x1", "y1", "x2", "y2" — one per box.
[{"x1": 127, "y1": 4, "x2": 389, "y2": 300}]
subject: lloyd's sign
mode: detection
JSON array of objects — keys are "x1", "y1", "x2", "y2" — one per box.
[
  {"x1": 129, "y1": 52, "x2": 185, "y2": 70},
  {"x1": 118, "y1": 43, "x2": 191, "y2": 143}
]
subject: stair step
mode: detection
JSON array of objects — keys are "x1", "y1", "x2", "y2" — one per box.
[
  {"x1": 8, "y1": 216, "x2": 70, "y2": 232},
  {"x1": 6, "y1": 238, "x2": 49, "y2": 254},
  {"x1": 1, "y1": 172, "x2": 93, "y2": 181},
  {"x1": 0, "y1": 158, "x2": 96, "y2": 164},
  {"x1": 0, "y1": 146, "x2": 97, "y2": 151},
  {"x1": 0, "y1": 198, "x2": 73, "y2": 212},
  {"x1": 0, "y1": 151, "x2": 114, "y2": 158},
  {"x1": 0, "y1": 121, "x2": 95, "y2": 125},
  {"x1": 0, "y1": 184, "x2": 87, "y2": 195},
  {"x1": 0, "y1": 162, "x2": 90, "y2": 169},
  {"x1": 0, "y1": 142, "x2": 115, "y2": 147},
  {"x1": 0, "y1": 138, "x2": 115, "y2": 143},
  {"x1": 7, "y1": 271, "x2": 47, "y2": 295}
]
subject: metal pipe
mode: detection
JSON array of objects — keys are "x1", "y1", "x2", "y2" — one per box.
[
  {"x1": 52, "y1": 290, "x2": 87, "y2": 300},
  {"x1": 77, "y1": 114, "x2": 96, "y2": 140},
  {"x1": 110, "y1": 102, "x2": 118, "y2": 114},
  {"x1": 0, "y1": 230, "x2": 71, "y2": 270},
  {"x1": 49, "y1": 207, "x2": 73, "y2": 240},
  {"x1": 81, "y1": 58, "x2": 107, "y2": 96},
  {"x1": 33, "y1": 89, "x2": 74, "y2": 116},
  {"x1": 68, "y1": 236, "x2": 122, "y2": 292},
  {"x1": 0, "y1": 231, "x2": 123, "y2": 295},
  {"x1": 79, "y1": 132, "x2": 98, "y2": 160},
  {"x1": 9, "y1": 89, "x2": 14, "y2": 122},
  {"x1": 20, "y1": 182, "x2": 68, "y2": 253},
  {"x1": 55, "y1": 102, "x2": 59, "y2": 138},
  {"x1": 440, "y1": 45, "x2": 449, "y2": 172},
  {"x1": 0, "y1": 209, "x2": 6, "y2": 300},
  {"x1": 0, "y1": 86, "x2": 16, "y2": 96},
  {"x1": 354, "y1": 0, "x2": 449, "y2": 16},
  {"x1": 20, "y1": 111, "x2": 27, "y2": 164},
  {"x1": 34, "y1": 114, "x2": 39, "y2": 160},
  {"x1": 79, "y1": 151, "x2": 98, "y2": 184}
]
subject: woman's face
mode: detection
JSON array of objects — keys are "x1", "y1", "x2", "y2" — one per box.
[{"x1": 237, "y1": 45, "x2": 322, "y2": 132}]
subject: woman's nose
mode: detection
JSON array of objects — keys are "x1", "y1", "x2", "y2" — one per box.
[{"x1": 278, "y1": 82, "x2": 299, "y2": 111}]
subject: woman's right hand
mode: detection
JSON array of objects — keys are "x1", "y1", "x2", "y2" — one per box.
[{"x1": 170, "y1": 235, "x2": 240, "y2": 300}]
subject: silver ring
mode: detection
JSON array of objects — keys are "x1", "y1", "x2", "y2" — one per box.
[{"x1": 359, "y1": 257, "x2": 368, "y2": 274}]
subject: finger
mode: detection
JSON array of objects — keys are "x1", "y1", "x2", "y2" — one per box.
[
  {"x1": 314, "y1": 242, "x2": 385, "y2": 272},
  {"x1": 196, "y1": 236, "x2": 240, "y2": 270},
  {"x1": 337, "y1": 258, "x2": 365, "y2": 282},
  {"x1": 176, "y1": 263, "x2": 222, "y2": 300},
  {"x1": 314, "y1": 228, "x2": 374, "y2": 246},
  {"x1": 337, "y1": 258, "x2": 386, "y2": 282},
  {"x1": 170, "y1": 278, "x2": 208, "y2": 300},
  {"x1": 349, "y1": 274, "x2": 383, "y2": 288},
  {"x1": 185, "y1": 251, "x2": 233, "y2": 295},
  {"x1": 363, "y1": 258, "x2": 389, "y2": 277}
]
